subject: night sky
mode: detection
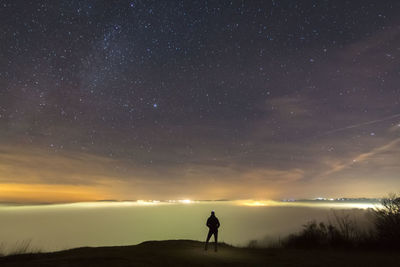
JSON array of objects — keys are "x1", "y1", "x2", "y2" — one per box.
[{"x1": 1, "y1": 1, "x2": 400, "y2": 203}]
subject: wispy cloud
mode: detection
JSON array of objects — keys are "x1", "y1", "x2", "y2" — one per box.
[
  {"x1": 320, "y1": 138, "x2": 400, "y2": 178},
  {"x1": 320, "y1": 113, "x2": 400, "y2": 136}
]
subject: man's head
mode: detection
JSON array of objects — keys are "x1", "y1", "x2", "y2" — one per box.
[{"x1": 211, "y1": 210, "x2": 215, "y2": 216}]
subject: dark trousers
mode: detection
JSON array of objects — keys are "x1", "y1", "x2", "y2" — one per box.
[{"x1": 205, "y1": 229, "x2": 218, "y2": 251}]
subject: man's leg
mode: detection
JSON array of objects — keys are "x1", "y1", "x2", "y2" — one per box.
[
  {"x1": 205, "y1": 230, "x2": 212, "y2": 250},
  {"x1": 214, "y1": 231, "x2": 218, "y2": 252}
]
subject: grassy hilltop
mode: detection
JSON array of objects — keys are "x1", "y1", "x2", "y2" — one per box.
[{"x1": 1, "y1": 240, "x2": 400, "y2": 267}]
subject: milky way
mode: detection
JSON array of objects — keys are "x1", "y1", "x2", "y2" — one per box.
[{"x1": 1, "y1": 1, "x2": 400, "y2": 202}]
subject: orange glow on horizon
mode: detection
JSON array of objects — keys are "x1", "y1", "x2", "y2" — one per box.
[{"x1": 0, "y1": 183, "x2": 112, "y2": 203}]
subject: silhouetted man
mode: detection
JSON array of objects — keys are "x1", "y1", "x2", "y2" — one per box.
[{"x1": 205, "y1": 210, "x2": 220, "y2": 252}]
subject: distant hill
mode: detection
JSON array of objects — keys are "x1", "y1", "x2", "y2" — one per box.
[{"x1": 1, "y1": 240, "x2": 399, "y2": 267}]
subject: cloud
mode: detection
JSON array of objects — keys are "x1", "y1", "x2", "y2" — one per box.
[
  {"x1": 264, "y1": 96, "x2": 312, "y2": 118},
  {"x1": 241, "y1": 168, "x2": 304, "y2": 184},
  {"x1": 0, "y1": 145, "x2": 120, "y2": 185}
]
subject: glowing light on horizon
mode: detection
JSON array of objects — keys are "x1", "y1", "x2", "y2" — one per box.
[
  {"x1": 239, "y1": 200, "x2": 274, "y2": 206},
  {"x1": 237, "y1": 199, "x2": 380, "y2": 209},
  {"x1": 178, "y1": 199, "x2": 193, "y2": 204},
  {"x1": 136, "y1": 200, "x2": 161, "y2": 205},
  {"x1": 0, "y1": 199, "x2": 382, "y2": 210}
]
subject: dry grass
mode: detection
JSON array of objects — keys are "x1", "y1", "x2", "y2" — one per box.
[{"x1": 0, "y1": 239, "x2": 41, "y2": 256}]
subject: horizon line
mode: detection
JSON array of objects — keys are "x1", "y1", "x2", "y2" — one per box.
[{"x1": 0, "y1": 197, "x2": 383, "y2": 206}]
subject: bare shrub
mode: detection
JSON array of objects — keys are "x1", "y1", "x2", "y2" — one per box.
[
  {"x1": 283, "y1": 211, "x2": 366, "y2": 248},
  {"x1": 371, "y1": 193, "x2": 400, "y2": 246},
  {"x1": 281, "y1": 194, "x2": 400, "y2": 249}
]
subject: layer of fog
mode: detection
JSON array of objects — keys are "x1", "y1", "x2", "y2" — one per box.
[{"x1": 0, "y1": 201, "x2": 376, "y2": 253}]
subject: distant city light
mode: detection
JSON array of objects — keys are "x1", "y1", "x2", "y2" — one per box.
[{"x1": 179, "y1": 199, "x2": 192, "y2": 204}]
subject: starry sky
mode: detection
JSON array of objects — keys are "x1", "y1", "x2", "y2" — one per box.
[{"x1": 1, "y1": 0, "x2": 400, "y2": 203}]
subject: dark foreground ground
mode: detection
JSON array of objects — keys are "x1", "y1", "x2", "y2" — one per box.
[{"x1": 1, "y1": 240, "x2": 399, "y2": 267}]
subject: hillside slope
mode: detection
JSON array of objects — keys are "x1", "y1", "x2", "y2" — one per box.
[{"x1": 1, "y1": 240, "x2": 399, "y2": 267}]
